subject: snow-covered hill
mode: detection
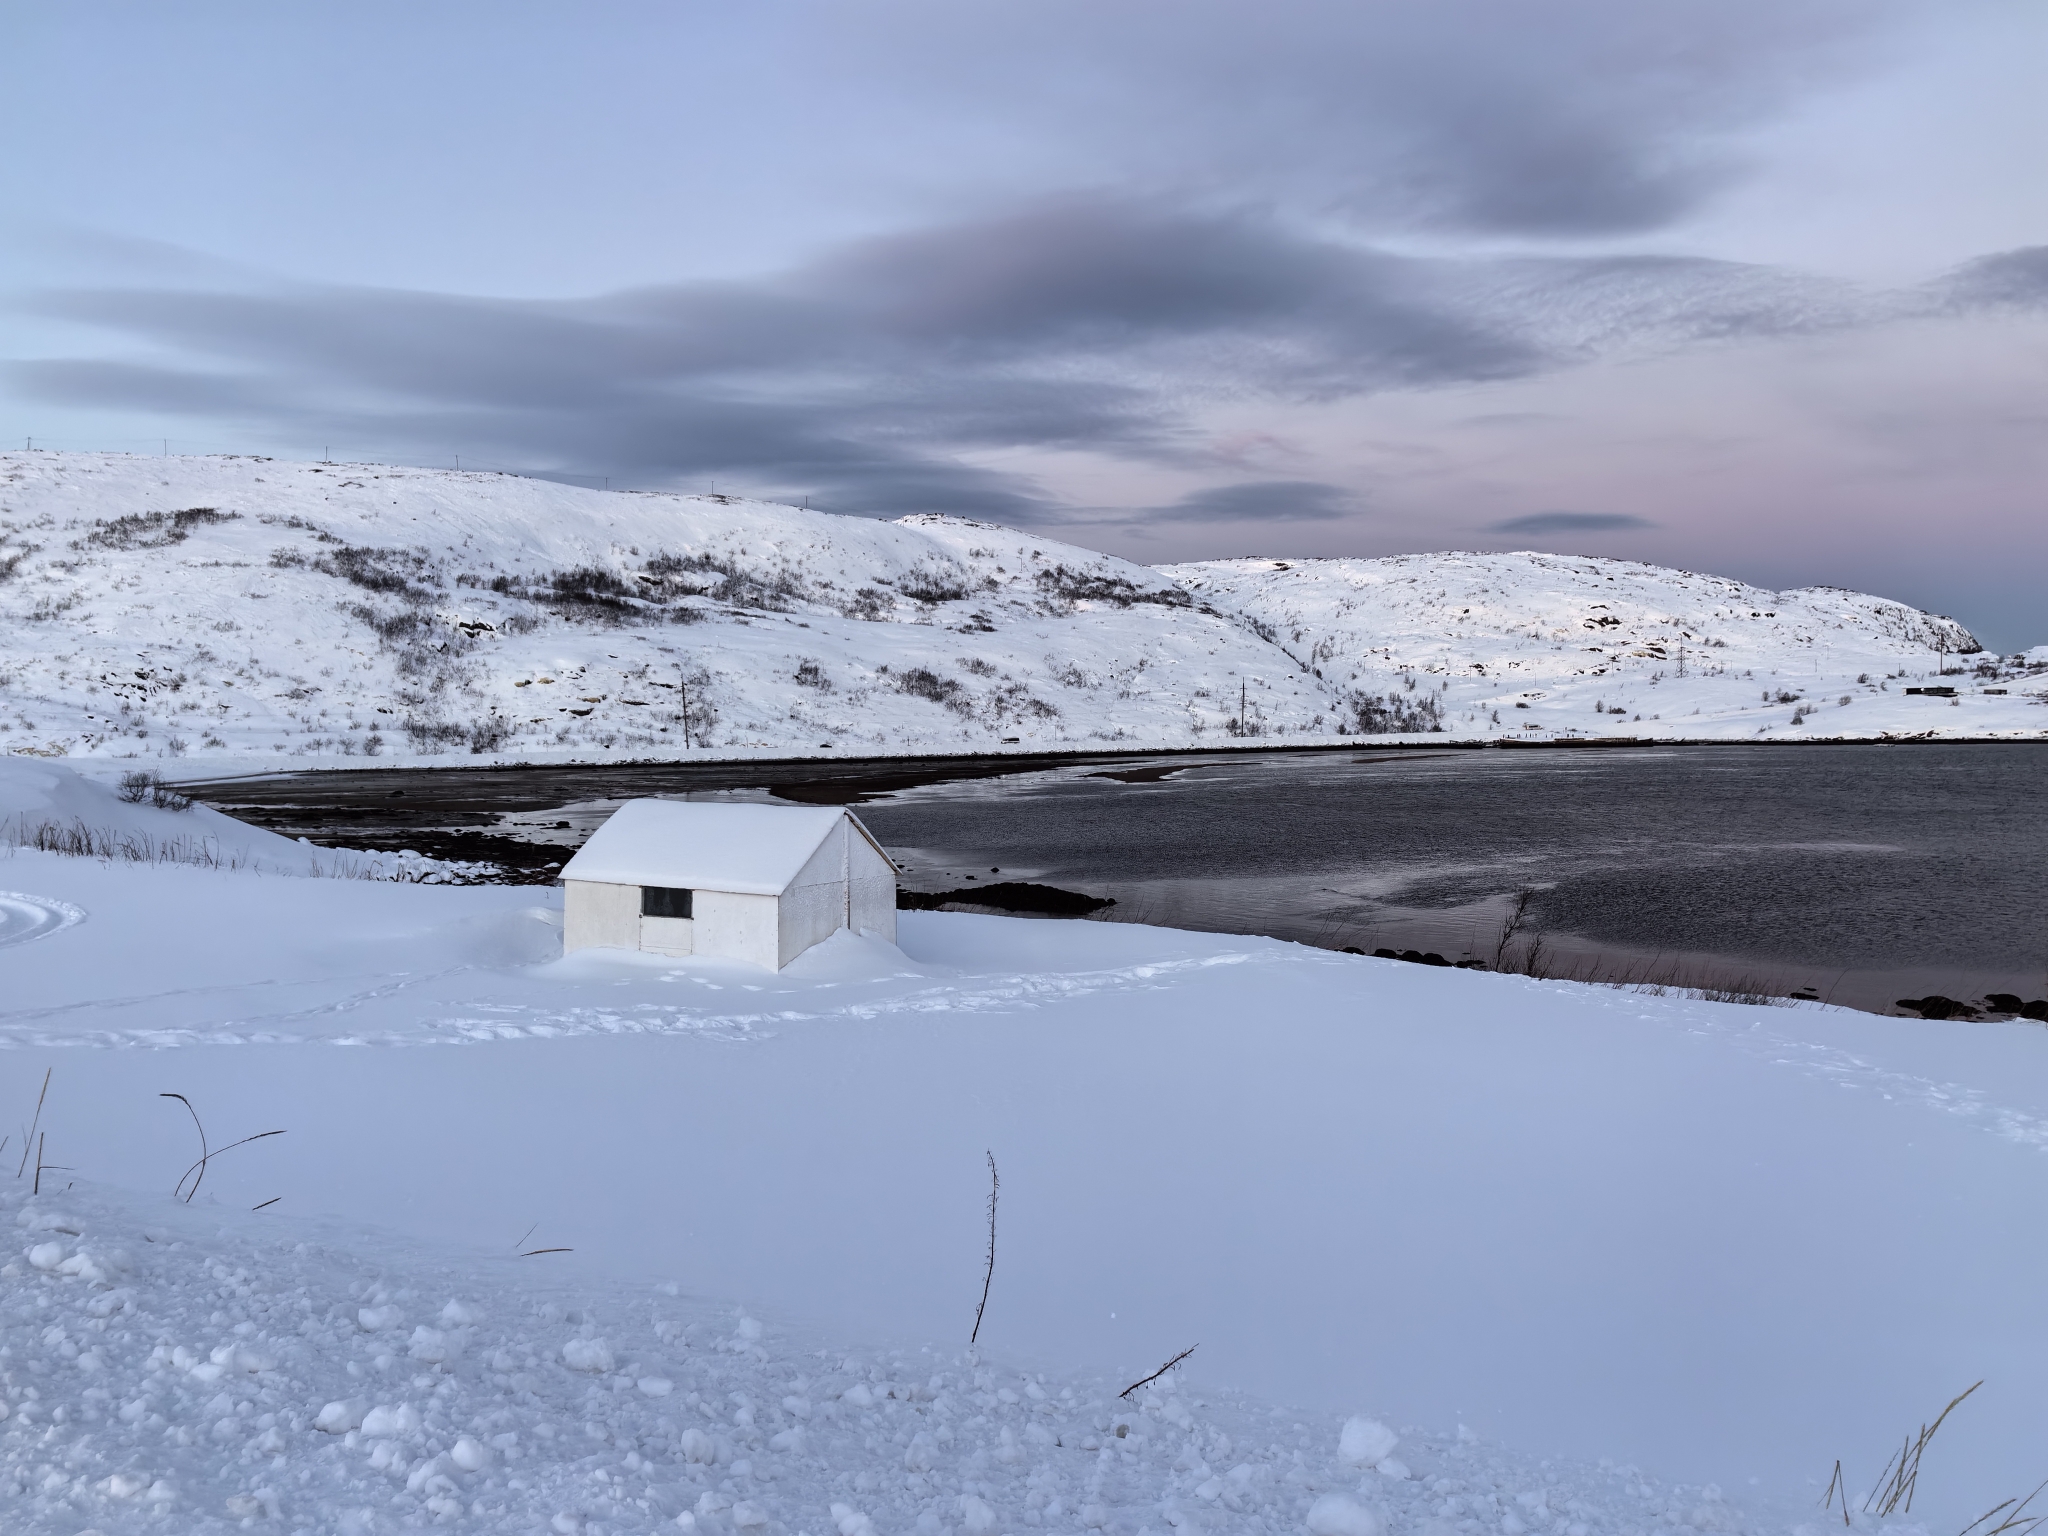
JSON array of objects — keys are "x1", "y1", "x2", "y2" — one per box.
[
  {"x1": 0, "y1": 452, "x2": 2039, "y2": 769},
  {"x1": 1164, "y1": 552, "x2": 2046, "y2": 742}
]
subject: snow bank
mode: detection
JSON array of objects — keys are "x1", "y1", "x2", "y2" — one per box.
[
  {"x1": 0, "y1": 757, "x2": 494, "y2": 882},
  {"x1": 0, "y1": 1176, "x2": 1766, "y2": 1536}
]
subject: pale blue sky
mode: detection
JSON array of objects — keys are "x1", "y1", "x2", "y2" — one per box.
[{"x1": 5, "y1": 1, "x2": 2044, "y2": 645}]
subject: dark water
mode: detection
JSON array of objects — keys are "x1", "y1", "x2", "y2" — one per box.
[{"x1": 188, "y1": 743, "x2": 2048, "y2": 1015}]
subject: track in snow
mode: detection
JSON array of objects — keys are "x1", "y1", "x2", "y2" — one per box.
[{"x1": 0, "y1": 890, "x2": 86, "y2": 949}]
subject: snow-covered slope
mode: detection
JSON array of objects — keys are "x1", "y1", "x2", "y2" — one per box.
[
  {"x1": 0, "y1": 452, "x2": 2039, "y2": 769},
  {"x1": 0, "y1": 453, "x2": 1327, "y2": 768},
  {"x1": 6, "y1": 829, "x2": 2048, "y2": 1531},
  {"x1": 1163, "y1": 552, "x2": 2047, "y2": 742}
]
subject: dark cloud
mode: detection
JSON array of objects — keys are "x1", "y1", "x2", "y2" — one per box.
[
  {"x1": 1151, "y1": 481, "x2": 1356, "y2": 523},
  {"x1": 812, "y1": 0, "x2": 1903, "y2": 238},
  {"x1": 1931, "y1": 247, "x2": 2048, "y2": 310},
  {"x1": 1489, "y1": 511, "x2": 1657, "y2": 534},
  {"x1": 11, "y1": 200, "x2": 1886, "y2": 523}
]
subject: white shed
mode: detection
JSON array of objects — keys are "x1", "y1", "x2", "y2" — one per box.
[{"x1": 559, "y1": 799, "x2": 898, "y2": 969}]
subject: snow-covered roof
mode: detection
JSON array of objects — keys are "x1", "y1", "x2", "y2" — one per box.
[{"x1": 560, "y1": 799, "x2": 873, "y2": 895}]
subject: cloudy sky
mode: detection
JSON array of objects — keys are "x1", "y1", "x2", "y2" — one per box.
[{"x1": 4, "y1": 1, "x2": 2044, "y2": 646}]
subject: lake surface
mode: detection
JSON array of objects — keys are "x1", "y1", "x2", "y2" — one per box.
[{"x1": 188, "y1": 743, "x2": 2048, "y2": 1015}]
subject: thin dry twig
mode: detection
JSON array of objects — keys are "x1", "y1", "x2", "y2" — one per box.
[
  {"x1": 18, "y1": 1068, "x2": 50, "y2": 1179},
  {"x1": 252, "y1": 1197, "x2": 281, "y2": 1212},
  {"x1": 31, "y1": 1132, "x2": 71, "y2": 1195},
  {"x1": 970, "y1": 1151, "x2": 999, "y2": 1346},
  {"x1": 1120, "y1": 1345, "x2": 1198, "y2": 1400},
  {"x1": 160, "y1": 1093, "x2": 284, "y2": 1202},
  {"x1": 520, "y1": 1247, "x2": 573, "y2": 1256}
]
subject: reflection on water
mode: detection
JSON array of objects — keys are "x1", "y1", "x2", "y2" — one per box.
[
  {"x1": 190, "y1": 742, "x2": 2048, "y2": 1017},
  {"x1": 850, "y1": 744, "x2": 2048, "y2": 1014}
]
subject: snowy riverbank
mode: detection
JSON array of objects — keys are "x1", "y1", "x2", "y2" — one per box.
[{"x1": 4, "y1": 771, "x2": 2048, "y2": 1532}]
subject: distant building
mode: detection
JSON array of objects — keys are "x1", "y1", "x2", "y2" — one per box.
[{"x1": 559, "y1": 799, "x2": 897, "y2": 969}]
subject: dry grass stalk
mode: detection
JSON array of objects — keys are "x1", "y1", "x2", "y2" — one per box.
[
  {"x1": 17, "y1": 1068, "x2": 50, "y2": 1179},
  {"x1": 1823, "y1": 1460, "x2": 1850, "y2": 1526},
  {"x1": 1959, "y1": 1478, "x2": 2048, "y2": 1536},
  {"x1": 1867, "y1": 1381, "x2": 1981, "y2": 1516}
]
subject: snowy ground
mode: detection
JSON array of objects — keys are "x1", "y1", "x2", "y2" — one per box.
[
  {"x1": 5, "y1": 770, "x2": 2048, "y2": 1534},
  {"x1": 1, "y1": 451, "x2": 2041, "y2": 776}
]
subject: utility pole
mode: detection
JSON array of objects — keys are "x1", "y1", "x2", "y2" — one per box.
[{"x1": 679, "y1": 666, "x2": 691, "y2": 749}]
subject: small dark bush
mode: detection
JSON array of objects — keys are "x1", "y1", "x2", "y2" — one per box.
[
  {"x1": 1033, "y1": 565, "x2": 1191, "y2": 610},
  {"x1": 893, "y1": 666, "x2": 974, "y2": 715},
  {"x1": 82, "y1": 508, "x2": 238, "y2": 551},
  {"x1": 320, "y1": 545, "x2": 434, "y2": 598},
  {"x1": 1347, "y1": 690, "x2": 1445, "y2": 734},
  {"x1": 116, "y1": 770, "x2": 192, "y2": 811},
  {"x1": 899, "y1": 566, "x2": 970, "y2": 604}
]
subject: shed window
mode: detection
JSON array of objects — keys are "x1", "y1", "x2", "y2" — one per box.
[{"x1": 641, "y1": 886, "x2": 693, "y2": 919}]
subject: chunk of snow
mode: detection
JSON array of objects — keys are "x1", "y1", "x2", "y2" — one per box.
[
  {"x1": 27, "y1": 1239, "x2": 67, "y2": 1270},
  {"x1": 359, "y1": 1402, "x2": 422, "y2": 1438},
  {"x1": 561, "y1": 1336, "x2": 614, "y2": 1372},
  {"x1": 1339, "y1": 1416, "x2": 1400, "y2": 1468},
  {"x1": 1307, "y1": 1493, "x2": 1382, "y2": 1536},
  {"x1": 314, "y1": 1399, "x2": 366, "y2": 1434}
]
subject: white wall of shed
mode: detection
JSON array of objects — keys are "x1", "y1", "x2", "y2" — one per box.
[
  {"x1": 563, "y1": 879, "x2": 638, "y2": 954},
  {"x1": 849, "y1": 830, "x2": 898, "y2": 943},
  {"x1": 780, "y1": 819, "x2": 849, "y2": 968},
  {"x1": 695, "y1": 889, "x2": 780, "y2": 970},
  {"x1": 640, "y1": 915, "x2": 694, "y2": 958}
]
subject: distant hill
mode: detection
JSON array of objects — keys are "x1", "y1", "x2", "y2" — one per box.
[{"x1": 0, "y1": 452, "x2": 2039, "y2": 768}]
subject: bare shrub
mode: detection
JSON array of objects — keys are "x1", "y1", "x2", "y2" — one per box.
[
  {"x1": 1033, "y1": 565, "x2": 1190, "y2": 611},
  {"x1": 892, "y1": 666, "x2": 973, "y2": 714},
  {"x1": 116, "y1": 770, "x2": 192, "y2": 811},
  {"x1": 318, "y1": 544, "x2": 436, "y2": 598},
  {"x1": 465, "y1": 714, "x2": 513, "y2": 753},
  {"x1": 546, "y1": 565, "x2": 638, "y2": 619},
  {"x1": 900, "y1": 565, "x2": 970, "y2": 604},
  {"x1": 842, "y1": 587, "x2": 892, "y2": 621},
  {"x1": 1346, "y1": 689, "x2": 1444, "y2": 734},
  {"x1": 794, "y1": 660, "x2": 833, "y2": 691},
  {"x1": 642, "y1": 550, "x2": 805, "y2": 612},
  {"x1": 80, "y1": 508, "x2": 237, "y2": 551},
  {"x1": 402, "y1": 718, "x2": 470, "y2": 754}
]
